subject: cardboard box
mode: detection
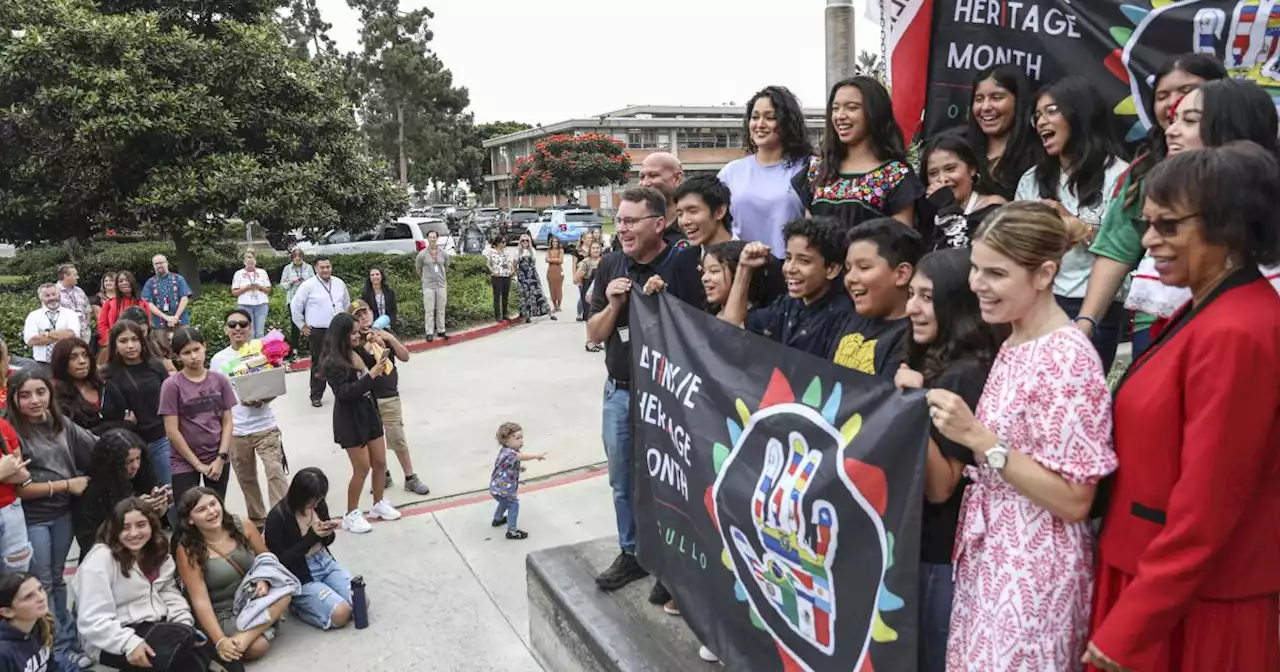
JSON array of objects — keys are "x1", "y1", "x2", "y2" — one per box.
[{"x1": 229, "y1": 367, "x2": 287, "y2": 403}]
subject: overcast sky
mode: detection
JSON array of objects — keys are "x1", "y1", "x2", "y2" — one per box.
[{"x1": 314, "y1": 0, "x2": 883, "y2": 124}]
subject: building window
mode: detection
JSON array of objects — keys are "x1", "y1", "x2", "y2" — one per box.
[
  {"x1": 626, "y1": 129, "x2": 668, "y2": 149},
  {"x1": 677, "y1": 128, "x2": 745, "y2": 149}
]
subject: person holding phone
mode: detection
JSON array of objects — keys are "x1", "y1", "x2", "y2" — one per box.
[
  {"x1": 74, "y1": 428, "x2": 171, "y2": 562},
  {"x1": 264, "y1": 467, "x2": 357, "y2": 630}
]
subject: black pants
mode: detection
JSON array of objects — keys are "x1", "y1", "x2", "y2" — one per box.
[
  {"x1": 491, "y1": 276, "x2": 511, "y2": 321},
  {"x1": 169, "y1": 467, "x2": 230, "y2": 529},
  {"x1": 1055, "y1": 295, "x2": 1127, "y2": 374},
  {"x1": 308, "y1": 327, "x2": 328, "y2": 401},
  {"x1": 578, "y1": 284, "x2": 592, "y2": 321}
]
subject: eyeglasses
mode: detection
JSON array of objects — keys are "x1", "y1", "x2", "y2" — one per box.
[
  {"x1": 225, "y1": 321, "x2": 250, "y2": 329},
  {"x1": 1134, "y1": 212, "x2": 1199, "y2": 237},
  {"x1": 1030, "y1": 104, "x2": 1062, "y2": 127},
  {"x1": 616, "y1": 215, "x2": 659, "y2": 230}
]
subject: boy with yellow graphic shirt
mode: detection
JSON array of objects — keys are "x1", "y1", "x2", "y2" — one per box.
[{"x1": 830, "y1": 219, "x2": 922, "y2": 378}]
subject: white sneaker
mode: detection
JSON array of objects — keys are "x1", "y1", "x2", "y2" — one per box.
[
  {"x1": 698, "y1": 646, "x2": 719, "y2": 663},
  {"x1": 369, "y1": 499, "x2": 402, "y2": 521},
  {"x1": 342, "y1": 509, "x2": 372, "y2": 534}
]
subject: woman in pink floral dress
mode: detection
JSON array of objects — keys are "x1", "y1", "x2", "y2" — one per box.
[{"x1": 925, "y1": 201, "x2": 1117, "y2": 671}]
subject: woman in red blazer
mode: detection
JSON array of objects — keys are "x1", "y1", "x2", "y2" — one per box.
[
  {"x1": 1085, "y1": 143, "x2": 1280, "y2": 672},
  {"x1": 96, "y1": 270, "x2": 153, "y2": 347}
]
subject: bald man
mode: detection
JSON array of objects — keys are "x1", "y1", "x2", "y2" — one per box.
[{"x1": 636, "y1": 152, "x2": 689, "y2": 251}]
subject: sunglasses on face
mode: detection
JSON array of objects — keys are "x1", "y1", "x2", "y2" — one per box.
[
  {"x1": 225, "y1": 321, "x2": 250, "y2": 329},
  {"x1": 1134, "y1": 212, "x2": 1199, "y2": 237}
]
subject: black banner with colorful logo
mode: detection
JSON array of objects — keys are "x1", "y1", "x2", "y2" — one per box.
[{"x1": 630, "y1": 292, "x2": 928, "y2": 672}]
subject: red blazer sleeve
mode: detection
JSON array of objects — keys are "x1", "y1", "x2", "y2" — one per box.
[
  {"x1": 1092, "y1": 326, "x2": 1280, "y2": 668},
  {"x1": 97, "y1": 299, "x2": 115, "y2": 345}
]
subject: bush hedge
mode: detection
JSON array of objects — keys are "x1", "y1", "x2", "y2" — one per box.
[{"x1": 0, "y1": 244, "x2": 497, "y2": 358}]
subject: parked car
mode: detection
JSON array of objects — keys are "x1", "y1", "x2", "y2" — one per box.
[
  {"x1": 299, "y1": 217, "x2": 456, "y2": 256},
  {"x1": 535, "y1": 209, "x2": 602, "y2": 251},
  {"x1": 472, "y1": 207, "x2": 502, "y2": 230},
  {"x1": 497, "y1": 208, "x2": 541, "y2": 244}
]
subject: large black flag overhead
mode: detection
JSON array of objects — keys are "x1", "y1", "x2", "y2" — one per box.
[
  {"x1": 923, "y1": 0, "x2": 1280, "y2": 140},
  {"x1": 630, "y1": 292, "x2": 929, "y2": 672}
]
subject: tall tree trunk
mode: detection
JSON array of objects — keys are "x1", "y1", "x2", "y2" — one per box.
[
  {"x1": 171, "y1": 229, "x2": 203, "y2": 296},
  {"x1": 397, "y1": 103, "x2": 408, "y2": 189}
]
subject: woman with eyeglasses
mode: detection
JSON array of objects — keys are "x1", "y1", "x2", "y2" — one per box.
[{"x1": 1015, "y1": 75, "x2": 1130, "y2": 373}]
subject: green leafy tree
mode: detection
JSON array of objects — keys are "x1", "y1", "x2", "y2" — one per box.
[
  {"x1": 470, "y1": 121, "x2": 533, "y2": 175},
  {"x1": 279, "y1": 0, "x2": 338, "y2": 61},
  {"x1": 0, "y1": 0, "x2": 407, "y2": 291},
  {"x1": 511, "y1": 133, "x2": 631, "y2": 198}
]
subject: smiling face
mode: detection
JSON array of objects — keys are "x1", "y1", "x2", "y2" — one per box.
[
  {"x1": 1164, "y1": 88, "x2": 1203, "y2": 156},
  {"x1": 701, "y1": 254, "x2": 733, "y2": 306},
  {"x1": 1140, "y1": 197, "x2": 1227, "y2": 291},
  {"x1": 116, "y1": 274, "x2": 132, "y2": 296},
  {"x1": 224, "y1": 313, "x2": 251, "y2": 348},
  {"x1": 118, "y1": 510, "x2": 152, "y2": 554},
  {"x1": 1153, "y1": 69, "x2": 1207, "y2": 131},
  {"x1": 639, "y1": 154, "x2": 683, "y2": 201},
  {"x1": 972, "y1": 77, "x2": 1016, "y2": 139},
  {"x1": 616, "y1": 199, "x2": 664, "y2": 259},
  {"x1": 16, "y1": 379, "x2": 49, "y2": 422},
  {"x1": 188, "y1": 494, "x2": 224, "y2": 534},
  {"x1": 968, "y1": 240, "x2": 1052, "y2": 324},
  {"x1": 843, "y1": 241, "x2": 906, "y2": 318},
  {"x1": 0, "y1": 578, "x2": 48, "y2": 624},
  {"x1": 102, "y1": 274, "x2": 116, "y2": 293},
  {"x1": 1033, "y1": 94, "x2": 1070, "y2": 158},
  {"x1": 67, "y1": 346, "x2": 91, "y2": 380},
  {"x1": 926, "y1": 149, "x2": 977, "y2": 203},
  {"x1": 749, "y1": 95, "x2": 781, "y2": 151},
  {"x1": 783, "y1": 236, "x2": 840, "y2": 303},
  {"x1": 905, "y1": 271, "x2": 937, "y2": 344},
  {"x1": 152, "y1": 255, "x2": 169, "y2": 276},
  {"x1": 368, "y1": 269, "x2": 383, "y2": 288},
  {"x1": 675, "y1": 193, "x2": 724, "y2": 247},
  {"x1": 830, "y1": 85, "x2": 867, "y2": 147}
]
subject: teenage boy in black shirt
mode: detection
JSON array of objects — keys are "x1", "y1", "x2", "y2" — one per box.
[
  {"x1": 588, "y1": 187, "x2": 701, "y2": 592},
  {"x1": 830, "y1": 218, "x2": 923, "y2": 377},
  {"x1": 721, "y1": 217, "x2": 852, "y2": 357}
]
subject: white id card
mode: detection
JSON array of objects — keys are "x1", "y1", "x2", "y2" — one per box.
[
  {"x1": 618, "y1": 327, "x2": 630, "y2": 343},
  {"x1": 433, "y1": 264, "x2": 440, "y2": 274}
]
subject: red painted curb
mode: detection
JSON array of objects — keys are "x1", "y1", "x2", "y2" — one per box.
[{"x1": 284, "y1": 319, "x2": 519, "y2": 372}]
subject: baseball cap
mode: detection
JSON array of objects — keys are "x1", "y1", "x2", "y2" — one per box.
[{"x1": 348, "y1": 300, "x2": 371, "y2": 316}]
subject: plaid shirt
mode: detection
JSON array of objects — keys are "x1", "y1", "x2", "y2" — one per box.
[{"x1": 59, "y1": 284, "x2": 92, "y2": 342}]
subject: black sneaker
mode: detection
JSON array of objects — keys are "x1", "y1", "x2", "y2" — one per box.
[
  {"x1": 310, "y1": 398, "x2": 322, "y2": 408},
  {"x1": 506, "y1": 529, "x2": 529, "y2": 540},
  {"x1": 426, "y1": 335, "x2": 435, "y2": 342},
  {"x1": 438, "y1": 332, "x2": 450, "y2": 340},
  {"x1": 491, "y1": 516, "x2": 507, "y2": 528},
  {"x1": 595, "y1": 552, "x2": 648, "y2": 592},
  {"x1": 648, "y1": 580, "x2": 672, "y2": 606}
]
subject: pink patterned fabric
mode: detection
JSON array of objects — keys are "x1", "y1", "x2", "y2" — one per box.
[{"x1": 946, "y1": 327, "x2": 1117, "y2": 672}]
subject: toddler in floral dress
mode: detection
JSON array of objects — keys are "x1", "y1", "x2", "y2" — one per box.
[{"x1": 489, "y1": 422, "x2": 545, "y2": 540}]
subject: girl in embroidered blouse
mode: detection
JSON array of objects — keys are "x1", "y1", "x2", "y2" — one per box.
[
  {"x1": 924, "y1": 202, "x2": 1117, "y2": 671},
  {"x1": 793, "y1": 76, "x2": 924, "y2": 231},
  {"x1": 963, "y1": 64, "x2": 1043, "y2": 199}
]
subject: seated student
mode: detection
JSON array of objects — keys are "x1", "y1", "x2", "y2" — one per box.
[
  {"x1": 720, "y1": 217, "x2": 852, "y2": 358},
  {"x1": 830, "y1": 218, "x2": 922, "y2": 377},
  {"x1": 0, "y1": 573, "x2": 59, "y2": 672},
  {"x1": 264, "y1": 467, "x2": 355, "y2": 631},
  {"x1": 75, "y1": 498, "x2": 211, "y2": 672}
]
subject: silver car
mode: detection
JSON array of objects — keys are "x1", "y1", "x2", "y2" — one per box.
[{"x1": 301, "y1": 217, "x2": 457, "y2": 256}]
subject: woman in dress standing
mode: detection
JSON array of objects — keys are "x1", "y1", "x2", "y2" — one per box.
[
  {"x1": 545, "y1": 236, "x2": 565, "y2": 315},
  {"x1": 964, "y1": 64, "x2": 1043, "y2": 199},
  {"x1": 1084, "y1": 143, "x2": 1280, "y2": 672},
  {"x1": 794, "y1": 76, "x2": 924, "y2": 232},
  {"x1": 924, "y1": 202, "x2": 1117, "y2": 671},
  {"x1": 360, "y1": 267, "x2": 397, "y2": 329},
  {"x1": 514, "y1": 234, "x2": 551, "y2": 324},
  {"x1": 718, "y1": 86, "x2": 811, "y2": 257}
]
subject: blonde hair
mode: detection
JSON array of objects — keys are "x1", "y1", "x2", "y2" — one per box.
[
  {"x1": 974, "y1": 201, "x2": 1091, "y2": 273},
  {"x1": 496, "y1": 422, "x2": 522, "y2": 446}
]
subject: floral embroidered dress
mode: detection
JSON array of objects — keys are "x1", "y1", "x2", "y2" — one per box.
[
  {"x1": 947, "y1": 327, "x2": 1117, "y2": 672},
  {"x1": 791, "y1": 157, "x2": 924, "y2": 230}
]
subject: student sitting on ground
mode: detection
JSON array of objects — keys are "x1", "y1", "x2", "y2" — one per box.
[
  {"x1": 719, "y1": 217, "x2": 852, "y2": 358},
  {"x1": 264, "y1": 467, "x2": 357, "y2": 631},
  {"x1": 0, "y1": 573, "x2": 58, "y2": 672},
  {"x1": 829, "y1": 218, "x2": 923, "y2": 377},
  {"x1": 75, "y1": 498, "x2": 213, "y2": 672}
]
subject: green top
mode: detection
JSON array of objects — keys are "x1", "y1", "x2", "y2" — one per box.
[{"x1": 1090, "y1": 170, "x2": 1156, "y2": 330}]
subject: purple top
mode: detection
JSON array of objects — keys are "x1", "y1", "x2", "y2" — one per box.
[
  {"x1": 158, "y1": 371, "x2": 237, "y2": 474},
  {"x1": 718, "y1": 155, "x2": 808, "y2": 258}
]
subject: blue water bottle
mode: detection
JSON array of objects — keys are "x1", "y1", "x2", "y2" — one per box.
[{"x1": 351, "y1": 575, "x2": 369, "y2": 629}]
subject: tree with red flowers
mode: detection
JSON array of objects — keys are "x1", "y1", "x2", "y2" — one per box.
[{"x1": 511, "y1": 133, "x2": 631, "y2": 197}]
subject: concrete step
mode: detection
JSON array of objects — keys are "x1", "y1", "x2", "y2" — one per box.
[{"x1": 527, "y1": 537, "x2": 713, "y2": 672}]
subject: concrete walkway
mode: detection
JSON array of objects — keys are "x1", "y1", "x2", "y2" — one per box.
[{"x1": 221, "y1": 251, "x2": 613, "y2": 671}]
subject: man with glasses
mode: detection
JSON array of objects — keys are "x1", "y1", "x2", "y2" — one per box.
[
  {"x1": 587, "y1": 187, "x2": 703, "y2": 594},
  {"x1": 210, "y1": 308, "x2": 289, "y2": 531},
  {"x1": 23, "y1": 283, "x2": 81, "y2": 371},
  {"x1": 290, "y1": 258, "x2": 350, "y2": 406},
  {"x1": 141, "y1": 254, "x2": 193, "y2": 343}
]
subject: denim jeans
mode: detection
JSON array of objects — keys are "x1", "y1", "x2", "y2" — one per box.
[
  {"x1": 292, "y1": 552, "x2": 354, "y2": 630},
  {"x1": 918, "y1": 562, "x2": 954, "y2": 672},
  {"x1": 492, "y1": 496, "x2": 520, "y2": 533},
  {"x1": 601, "y1": 379, "x2": 635, "y2": 554},
  {"x1": 147, "y1": 436, "x2": 172, "y2": 487},
  {"x1": 241, "y1": 302, "x2": 270, "y2": 338},
  {"x1": 27, "y1": 514, "x2": 79, "y2": 662},
  {"x1": 0, "y1": 500, "x2": 31, "y2": 572}
]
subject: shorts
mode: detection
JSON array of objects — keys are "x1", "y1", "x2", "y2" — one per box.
[{"x1": 290, "y1": 552, "x2": 353, "y2": 630}]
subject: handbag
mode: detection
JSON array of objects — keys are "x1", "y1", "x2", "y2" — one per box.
[{"x1": 125, "y1": 620, "x2": 212, "y2": 672}]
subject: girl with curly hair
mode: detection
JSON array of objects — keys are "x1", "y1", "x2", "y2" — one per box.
[{"x1": 72, "y1": 428, "x2": 167, "y2": 562}]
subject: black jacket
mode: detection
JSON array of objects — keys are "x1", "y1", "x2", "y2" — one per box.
[
  {"x1": 263, "y1": 499, "x2": 336, "y2": 585},
  {"x1": 0, "y1": 620, "x2": 63, "y2": 672},
  {"x1": 361, "y1": 286, "x2": 397, "y2": 327}
]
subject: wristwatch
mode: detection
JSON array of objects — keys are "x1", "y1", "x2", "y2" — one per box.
[{"x1": 985, "y1": 439, "x2": 1011, "y2": 472}]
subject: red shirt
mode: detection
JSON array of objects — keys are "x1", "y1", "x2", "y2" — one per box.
[{"x1": 0, "y1": 419, "x2": 20, "y2": 508}]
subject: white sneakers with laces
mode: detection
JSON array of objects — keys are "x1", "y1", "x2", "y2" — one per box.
[
  {"x1": 370, "y1": 499, "x2": 402, "y2": 521},
  {"x1": 343, "y1": 509, "x2": 372, "y2": 534}
]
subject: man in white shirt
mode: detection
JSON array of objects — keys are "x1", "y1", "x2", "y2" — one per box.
[
  {"x1": 290, "y1": 258, "x2": 350, "y2": 406},
  {"x1": 24, "y1": 283, "x2": 82, "y2": 367},
  {"x1": 210, "y1": 308, "x2": 288, "y2": 530}
]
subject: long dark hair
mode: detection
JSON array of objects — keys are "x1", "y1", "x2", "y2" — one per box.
[
  {"x1": 286, "y1": 466, "x2": 330, "y2": 513},
  {"x1": 1032, "y1": 76, "x2": 1124, "y2": 209},
  {"x1": 918, "y1": 132, "x2": 1000, "y2": 198},
  {"x1": 905, "y1": 248, "x2": 1007, "y2": 384},
  {"x1": 116, "y1": 308, "x2": 170, "y2": 360},
  {"x1": 0, "y1": 573, "x2": 54, "y2": 648},
  {"x1": 1124, "y1": 53, "x2": 1227, "y2": 208},
  {"x1": 100, "y1": 497, "x2": 169, "y2": 577},
  {"x1": 321, "y1": 313, "x2": 361, "y2": 377},
  {"x1": 361, "y1": 267, "x2": 395, "y2": 308},
  {"x1": 745, "y1": 85, "x2": 813, "y2": 164},
  {"x1": 50, "y1": 337, "x2": 101, "y2": 389},
  {"x1": 114, "y1": 270, "x2": 142, "y2": 300},
  {"x1": 703, "y1": 241, "x2": 771, "y2": 312},
  {"x1": 85, "y1": 429, "x2": 157, "y2": 524},
  {"x1": 817, "y1": 76, "x2": 906, "y2": 186},
  {"x1": 6, "y1": 368, "x2": 66, "y2": 437},
  {"x1": 177, "y1": 487, "x2": 251, "y2": 572},
  {"x1": 1197, "y1": 78, "x2": 1280, "y2": 153},
  {"x1": 964, "y1": 64, "x2": 1042, "y2": 195},
  {"x1": 104, "y1": 319, "x2": 155, "y2": 378}
]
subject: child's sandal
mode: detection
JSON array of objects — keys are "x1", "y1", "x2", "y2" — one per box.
[{"x1": 506, "y1": 530, "x2": 529, "y2": 540}]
